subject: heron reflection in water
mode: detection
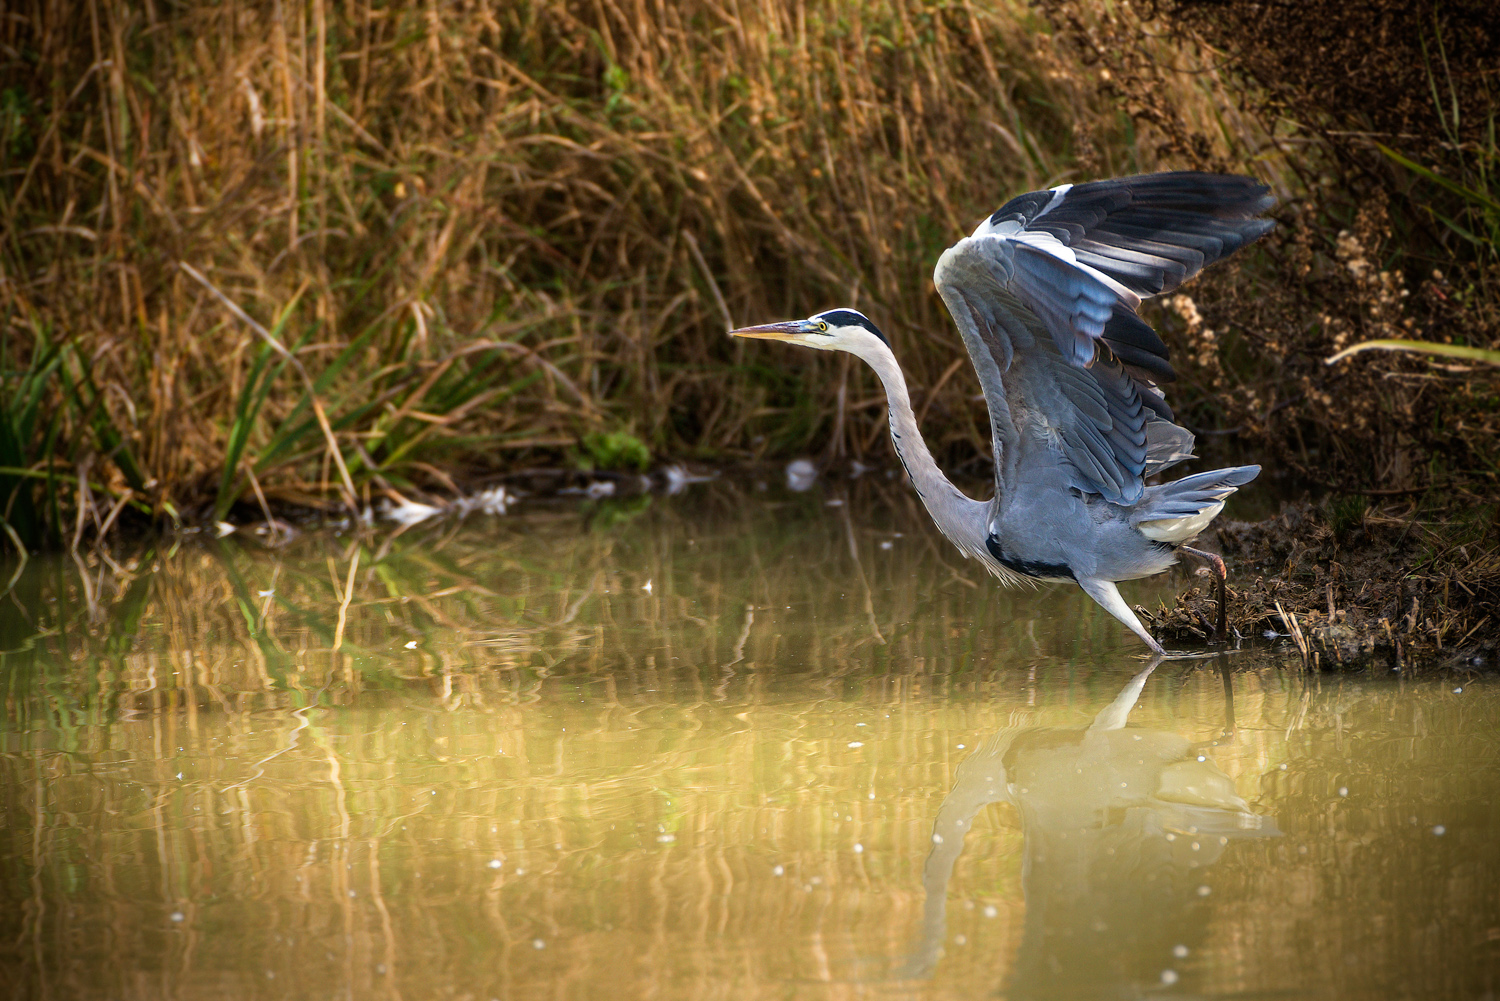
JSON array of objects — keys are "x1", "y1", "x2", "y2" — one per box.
[
  {"x1": 732, "y1": 173, "x2": 1274, "y2": 654},
  {"x1": 897, "y1": 658, "x2": 1278, "y2": 995}
]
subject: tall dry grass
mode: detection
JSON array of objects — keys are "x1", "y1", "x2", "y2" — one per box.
[{"x1": 1, "y1": 0, "x2": 1283, "y2": 547}]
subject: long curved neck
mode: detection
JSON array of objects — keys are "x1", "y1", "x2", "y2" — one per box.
[{"x1": 853, "y1": 341, "x2": 989, "y2": 552}]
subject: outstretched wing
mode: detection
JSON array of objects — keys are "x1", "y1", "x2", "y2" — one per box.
[{"x1": 934, "y1": 172, "x2": 1274, "y2": 505}]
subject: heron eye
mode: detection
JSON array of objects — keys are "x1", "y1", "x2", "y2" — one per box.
[{"x1": 817, "y1": 321, "x2": 829, "y2": 333}]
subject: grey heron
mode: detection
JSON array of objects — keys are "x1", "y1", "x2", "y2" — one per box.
[
  {"x1": 730, "y1": 172, "x2": 1274, "y2": 654},
  {"x1": 899, "y1": 658, "x2": 1276, "y2": 983}
]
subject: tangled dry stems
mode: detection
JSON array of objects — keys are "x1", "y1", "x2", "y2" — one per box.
[
  {"x1": 1, "y1": 0, "x2": 1287, "y2": 543},
  {"x1": 1039, "y1": 0, "x2": 1500, "y2": 499},
  {"x1": 1, "y1": 0, "x2": 1496, "y2": 668}
]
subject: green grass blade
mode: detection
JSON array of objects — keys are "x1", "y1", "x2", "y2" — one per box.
[
  {"x1": 252, "y1": 320, "x2": 384, "y2": 475},
  {"x1": 214, "y1": 291, "x2": 308, "y2": 521},
  {"x1": 214, "y1": 344, "x2": 279, "y2": 521},
  {"x1": 1326, "y1": 339, "x2": 1500, "y2": 367},
  {"x1": 54, "y1": 346, "x2": 147, "y2": 492},
  {"x1": 1376, "y1": 143, "x2": 1500, "y2": 213}
]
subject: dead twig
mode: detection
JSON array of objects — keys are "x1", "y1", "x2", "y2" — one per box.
[{"x1": 1275, "y1": 600, "x2": 1312, "y2": 671}]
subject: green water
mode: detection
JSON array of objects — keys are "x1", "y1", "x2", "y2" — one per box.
[{"x1": 2, "y1": 481, "x2": 1497, "y2": 1000}]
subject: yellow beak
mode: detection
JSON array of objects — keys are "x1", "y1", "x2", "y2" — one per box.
[{"x1": 728, "y1": 319, "x2": 820, "y2": 341}]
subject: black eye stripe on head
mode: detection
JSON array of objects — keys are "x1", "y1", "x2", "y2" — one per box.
[{"x1": 811, "y1": 309, "x2": 890, "y2": 347}]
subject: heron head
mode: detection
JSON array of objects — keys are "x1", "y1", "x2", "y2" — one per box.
[{"x1": 729, "y1": 308, "x2": 891, "y2": 355}]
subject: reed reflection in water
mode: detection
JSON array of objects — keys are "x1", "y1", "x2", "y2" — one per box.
[{"x1": 1, "y1": 482, "x2": 1498, "y2": 1000}]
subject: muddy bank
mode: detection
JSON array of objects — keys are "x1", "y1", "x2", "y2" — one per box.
[{"x1": 1151, "y1": 502, "x2": 1498, "y2": 674}]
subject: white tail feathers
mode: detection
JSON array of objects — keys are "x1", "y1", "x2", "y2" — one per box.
[{"x1": 1136, "y1": 501, "x2": 1225, "y2": 543}]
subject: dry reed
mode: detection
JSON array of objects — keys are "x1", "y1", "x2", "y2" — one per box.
[
  {"x1": 2, "y1": 0, "x2": 1495, "y2": 559},
  {"x1": 0, "y1": 0, "x2": 1283, "y2": 547}
]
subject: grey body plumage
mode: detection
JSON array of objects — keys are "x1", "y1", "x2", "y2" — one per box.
[{"x1": 731, "y1": 172, "x2": 1275, "y2": 654}]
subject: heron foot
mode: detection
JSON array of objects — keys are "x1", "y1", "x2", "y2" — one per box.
[{"x1": 1179, "y1": 545, "x2": 1228, "y2": 642}]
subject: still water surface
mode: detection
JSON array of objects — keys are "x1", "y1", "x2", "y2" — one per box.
[{"x1": 2, "y1": 481, "x2": 1497, "y2": 1000}]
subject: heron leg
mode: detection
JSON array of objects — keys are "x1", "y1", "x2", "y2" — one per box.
[
  {"x1": 1179, "y1": 545, "x2": 1228, "y2": 642},
  {"x1": 1078, "y1": 577, "x2": 1166, "y2": 656},
  {"x1": 1089, "y1": 656, "x2": 1164, "y2": 732}
]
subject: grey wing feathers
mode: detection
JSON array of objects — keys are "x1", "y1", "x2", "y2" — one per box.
[
  {"x1": 1006, "y1": 243, "x2": 1123, "y2": 369},
  {"x1": 991, "y1": 172, "x2": 1276, "y2": 297},
  {"x1": 936, "y1": 172, "x2": 1275, "y2": 506},
  {"x1": 1143, "y1": 419, "x2": 1196, "y2": 476},
  {"x1": 1048, "y1": 351, "x2": 1152, "y2": 501},
  {"x1": 988, "y1": 171, "x2": 1276, "y2": 372},
  {"x1": 936, "y1": 263, "x2": 1168, "y2": 504},
  {"x1": 1103, "y1": 308, "x2": 1173, "y2": 383}
]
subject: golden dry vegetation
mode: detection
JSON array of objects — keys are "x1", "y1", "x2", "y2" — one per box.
[
  {"x1": 1, "y1": 0, "x2": 1496, "y2": 572},
  {"x1": 0, "y1": 0, "x2": 1283, "y2": 536}
]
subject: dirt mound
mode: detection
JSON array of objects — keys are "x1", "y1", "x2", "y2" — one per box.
[{"x1": 1147, "y1": 503, "x2": 1499, "y2": 673}]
